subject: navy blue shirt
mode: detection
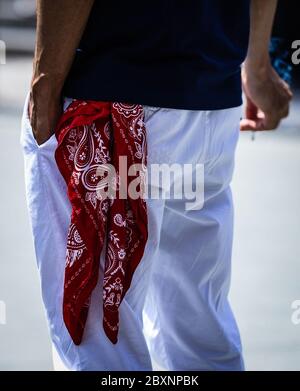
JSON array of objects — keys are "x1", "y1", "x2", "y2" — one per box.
[{"x1": 63, "y1": 0, "x2": 250, "y2": 110}]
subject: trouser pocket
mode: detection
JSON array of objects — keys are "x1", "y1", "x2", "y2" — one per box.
[{"x1": 20, "y1": 92, "x2": 57, "y2": 152}]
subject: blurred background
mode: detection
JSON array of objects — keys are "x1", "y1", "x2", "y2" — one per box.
[{"x1": 0, "y1": 0, "x2": 299, "y2": 371}]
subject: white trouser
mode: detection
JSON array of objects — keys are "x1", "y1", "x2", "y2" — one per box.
[{"x1": 21, "y1": 93, "x2": 244, "y2": 371}]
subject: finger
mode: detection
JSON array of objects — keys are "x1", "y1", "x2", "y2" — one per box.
[
  {"x1": 279, "y1": 104, "x2": 289, "y2": 119},
  {"x1": 245, "y1": 96, "x2": 259, "y2": 120},
  {"x1": 240, "y1": 96, "x2": 260, "y2": 130},
  {"x1": 240, "y1": 118, "x2": 264, "y2": 131},
  {"x1": 280, "y1": 79, "x2": 293, "y2": 100},
  {"x1": 261, "y1": 113, "x2": 281, "y2": 130}
]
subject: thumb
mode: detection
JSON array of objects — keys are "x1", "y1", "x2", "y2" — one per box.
[
  {"x1": 245, "y1": 96, "x2": 258, "y2": 120},
  {"x1": 240, "y1": 96, "x2": 261, "y2": 131}
]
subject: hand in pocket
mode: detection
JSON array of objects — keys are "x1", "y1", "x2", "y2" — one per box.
[{"x1": 28, "y1": 91, "x2": 62, "y2": 146}]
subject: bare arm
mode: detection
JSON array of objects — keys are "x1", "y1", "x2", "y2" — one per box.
[
  {"x1": 30, "y1": 0, "x2": 95, "y2": 144},
  {"x1": 246, "y1": 0, "x2": 278, "y2": 70},
  {"x1": 241, "y1": 0, "x2": 292, "y2": 131}
]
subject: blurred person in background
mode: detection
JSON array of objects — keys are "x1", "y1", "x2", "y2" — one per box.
[
  {"x1": 270, "y1": 0, "x2": 299, "y2": 87},
  {"x1": 21, "y1": 0, "x2": 292, "y2": 371}
]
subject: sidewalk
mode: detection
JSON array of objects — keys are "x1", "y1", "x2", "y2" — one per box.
[{"x1": 0, "y1": 55, "x2": 300, "y2": 370}]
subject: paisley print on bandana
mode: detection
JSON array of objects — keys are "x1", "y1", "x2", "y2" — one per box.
[{"x1": 54, "y1": 100, "x2": 148, "y2": 345}]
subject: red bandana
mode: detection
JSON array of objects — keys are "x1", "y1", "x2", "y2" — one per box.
[{"x1": 54, "y1": 100, "x2": 148, "y2": 345}]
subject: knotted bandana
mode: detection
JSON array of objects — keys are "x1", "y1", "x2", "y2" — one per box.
[{"x1": 54, "y1": 100, "x2": 148, "y2": 345}]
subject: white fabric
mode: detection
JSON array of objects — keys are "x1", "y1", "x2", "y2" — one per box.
[{"x1": 21, "y1": 93, "x2": 244, "y2": 371}]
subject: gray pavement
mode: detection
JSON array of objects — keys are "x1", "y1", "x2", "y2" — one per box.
[{"x1": 0, "y1": 55, "x2": 300, "y2": 370}]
